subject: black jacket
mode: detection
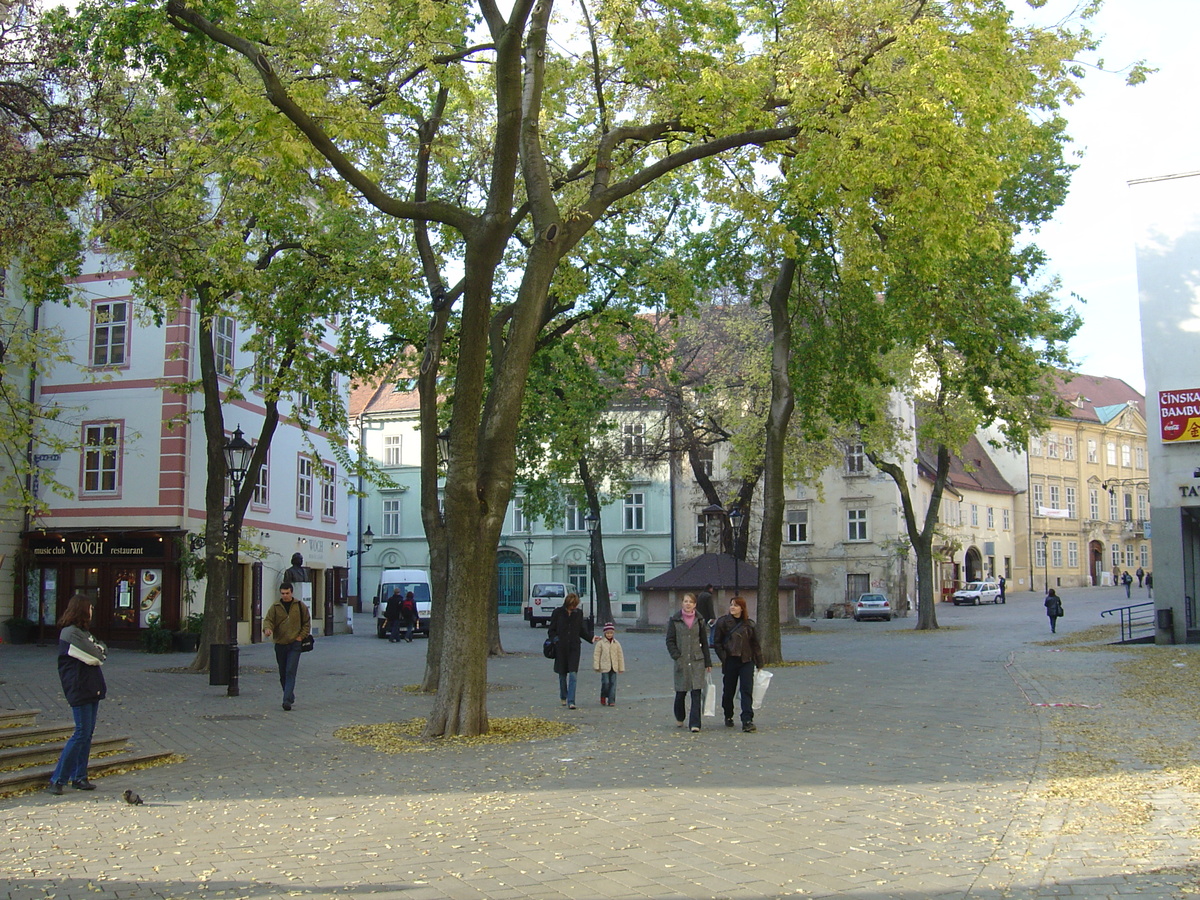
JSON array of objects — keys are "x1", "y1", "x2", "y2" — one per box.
[
  {"x1": 548, "y1": 607, "x2": 594, "y2": 675},
  {"x1": 711, "y1": 614, "x2": 763, "y2": 667},
  {"x1": 57, "y1": 625, "x2": 107, "y2": 707}
]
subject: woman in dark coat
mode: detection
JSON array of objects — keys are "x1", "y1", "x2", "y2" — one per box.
[
  {"x1": 665, "y1": 593, "x2": 712, "y2": 732},
  {"x1": 548, "y1": 592, "x2": 596, "y2": 709},
  {"x1": 711, "y1": 595, "x2": 763, "y2": 733},
  {"x1": 47, "y1": 593, "x2": 107, "y2": 795},
  {"x1": 1044, "y1": 588, "x2": 1064, "y2": 633}
]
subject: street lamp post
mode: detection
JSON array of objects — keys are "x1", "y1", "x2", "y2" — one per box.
[
  {"x1": 524, "y1": 535, "x2": 535, "y2": 615},
  {"x1": 1042, "y1": 532, "x2": 1050, "y2": 595},
  {"x1": 729, "y1": 507, "x2": 744, "y2": 596},
  {"x1": 348, "y1": 525, "x2": 375, "y2": 616},
  {"x1": 222, "y1": 426, "x2": 254, "y2": 698},
  {"x1": 585, "y1": 511, "x2": 600, "y2": 627}
]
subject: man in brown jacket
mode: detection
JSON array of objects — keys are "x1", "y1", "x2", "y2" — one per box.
[{"x1": 263, "y1": 582, "x2": 311, "y2": 711}]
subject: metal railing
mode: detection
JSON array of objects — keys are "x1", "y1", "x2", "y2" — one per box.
[{"x1": 1101, "y1": 601, "x2": 1156, "y2": 644}]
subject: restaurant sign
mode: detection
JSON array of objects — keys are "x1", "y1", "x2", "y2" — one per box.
[
  {"x1": 28, "y1": 534, "x2": 168, "y2": 559},
  {"x1": 1160, "y1": 389, "x2": 1200, "y2": 443}
]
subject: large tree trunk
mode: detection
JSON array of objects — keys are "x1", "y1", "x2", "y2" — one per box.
[{"x1": 755, "y1": 259, "x2": 797, "y2": 664}]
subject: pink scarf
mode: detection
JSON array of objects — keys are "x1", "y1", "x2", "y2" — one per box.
[{"x1": 681, "y1": 609, "x2": 696, "y2": 629}]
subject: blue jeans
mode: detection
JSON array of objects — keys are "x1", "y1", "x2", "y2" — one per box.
[
  {"x1": 722, "y1": 657, "x2": 755, "y2": 724},
  {"x1": 51, "y1": 701, "x2": 99, "y2": 785},
  {"x1": 558, "y1": 672, "x2": 577, "y2": 706},
  {"x1": 403, "y1": 618, "x2": 415, "y2": 641},
  {"x1": 600, "y1": 671, "x2": 617, "y2": 704},
  {"x1": 275, "y1": 641, "x2": 302, "y2": 705},
  {"x1": 387, "y1": 618, "x2": 401, "y2": 641}
]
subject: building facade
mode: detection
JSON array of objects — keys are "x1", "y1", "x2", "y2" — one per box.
[{"x1": 17, "y1": 260, "x2": 349, "y2": 645}]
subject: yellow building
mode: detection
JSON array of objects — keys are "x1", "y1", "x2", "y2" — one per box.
[{"x1": 1027, "y1": 373, "x2": 1152, "y2": 592}]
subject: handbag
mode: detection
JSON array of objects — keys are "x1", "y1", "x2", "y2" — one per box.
[
  {"x1": 751, "y1": 668, "x2": 773, "y2": 709},
  {"x1": 542, "y1": 636, "x2": 558, "y2": 660},
  {"x1": 702, "y1": 670, "x2": 716, "y2": 717},
  {"x1": 300, "y1": 633, "x2": 315, "y2": 653}
]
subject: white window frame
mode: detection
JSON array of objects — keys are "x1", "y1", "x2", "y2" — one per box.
[
  {"x1": 845, "y1": 443, "x2": 865, "y2": 475},
  {"x1": 1049, "y1": 485, "x2": 1060, "y2": 510},
  {"x1": 321, "y1": 461, "x2": 336, "y2": 521},
  {"x1": 513, "y1": 496, "x2": 529, "y2": 534},
  {"x1": 1047, "y1": 435, "x2": 1058, "y2": 458},
  {"x1": 970, "y1": 504, "x2": 979, "y2": 527},
  {"x1": 1140, "y1": 544, "x2": 1149, "y2": 567},
  {"x1": 1032, "y1": 483, "x2": 1044, "y2": 510},
  {"x1": 1106, "y1": 442, "x2": 1117, "y2": 466},
  {"x1": 1035, "y1": 539, "x2": 1047, "y2": 568},
  {"x1": 623, "y1": 493, "x2": 645, "y2": 532},
  {"x1": 82, "y1": 422, "x2": 122, "y2": 495},
  {"x1": 625, "y1": 564, "x2": 645, "y2": 594},
  {"x1": 565, "y1": 496, "x2": 585, "y2": 533},
  {"x1": 846, "y1": 508, "x2": 867, "y2": 542},
  {"x1": 1110, "y1": 544, "x2": 1121, "y2": 567},
  {"x1": 785, "y1": 507, "x2": 809, "y2": 544},
  {"x1": 1068, "y1": 541, "x2": 1079, "y2": 569},
  {"x1": 251, "y1": 451, "x2": 270, "y2": 510},
  {"x1": 214, "y1": 315, "x2": 236, "y2": 376},
  {"x1": 1064, "y1": 436, "x2": 1075, "y2": 460},
  {"x1": 1125, "y1": 544, "x2": 1135, "y2": 567},
  {"x1": 384, "y1": 434, "x2": 401, "y2": 467},
  {"x1": 382, "y1": 498, "x2": 401, "y2": 536},
  {"x1": 1002, "y1": 508, "x2": 1010, "y2": 531},
  {"x1": 986, "y1": 507, "x2": 994, "y2": 529},
  {"x1": 297, "y1": 455, "x2": 314, "y2": 517},
  {"x1": 623, "y1": 422, "x2": 644, "y2": 458},
  {"x1": 1109, "y1": 491, "x2": 1119, "y2": 521},
  {"x1": 1051, "y1": 540, "x2": 1062, "y2": 568},
  {"x1": 1121, "y1": 444, "x2": 1132, "y2": 468},
  {"x1": 1089, "y1": 489, "x2": 1099, "y2": 521},
  {"x1": 91, "y1": 300, "x2": 130, "y2": 368},
  {"x1": 1065, "y1": 486, "x2": 1076, "y2": 519},
  {"x1": 1087, "y1": 439, "x2": 1097, "y2": 463},
  {"x1": 1135, "y1": 446, "x2": 1146, "y2": 469}
]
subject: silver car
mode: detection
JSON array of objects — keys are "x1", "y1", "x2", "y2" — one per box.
[
  {"x1": 853, "y1": 593, "x2": 892, "y2": 622},
  {"x1": 952, "y1": 581, "x2": 1002, "y2": 605}
]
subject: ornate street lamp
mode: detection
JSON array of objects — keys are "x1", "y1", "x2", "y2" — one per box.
[
  {"x1": 584, "y1": 511, "x2": 600, "y2": 626},
  {"x1": 222, "y1": 426, "x2": 253, "y2": 697},
  {"x1": 348, "y1": 525, "x2": 375, "y2": 559},
  {"x1": 729, "y1": 506, "x2": 744, "y2": 596},
  {"x1": 1042, "y1": 532, "x2": 1050, "y2": 594}
]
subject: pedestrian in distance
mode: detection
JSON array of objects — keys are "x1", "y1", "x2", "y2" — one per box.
[
  {"x1": 1147, "y1": 572, "x2": 1154, "y2": 598},
  {"x1": 1044, "y1": 588, "x2": 1064, "y2": 633},
  {"x1": 593, "y1": 622, "x2": 625, "y2": 706},
  {"x1": 998, "y1": 575, "x2": 1007, "y2": 603},
  {"x1": 695, "y1": 584, "x2": 716, "y2": 625},
  {"x1": 1112, "y1": 565, "x2": 1121, "y2": 587},
  {"x1": 400, "y1": 591, "x2": 419, "y2": 642},
  {"x1": 1136, "y1": 566, "x2": 1145, "y2": 588},
  {"x1": 383, "y1": 588, "x2": 402, "y2": 642},
  {"x1": 665, "y1": 592, "x2": 712, "y2": 733},
  {"x1": 46, "y1": 593, "x2": 107, "y2": 795},
  {"x1": 549, "y1": 592, "x2": 598, "y2": 709},
  {"x1": 1122, "y1": 571, "x2": 1133, "y2": 599},
  {"x1": 711, "y1": 596, "x2": 764, "y2": 733},
  {"x1": 263, "y1": 582, "x2": 311, "y2": 711}
]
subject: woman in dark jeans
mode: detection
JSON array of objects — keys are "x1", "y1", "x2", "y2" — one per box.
[
  {"x1": 548, "y1": 593, "x2": 597, "y2": 709},
  {"x1": 711, "y1": 596, "x2": 763, "y2": 732},
  {"x1": 47, "y1": 594, "x2": 107, "y2": 794}
]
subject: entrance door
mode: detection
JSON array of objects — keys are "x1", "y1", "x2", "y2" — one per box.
[{"x1": 495, "y1": 550, "x2": 524, "y2": 614}]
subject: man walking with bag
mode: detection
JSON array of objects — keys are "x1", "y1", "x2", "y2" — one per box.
[{"x1": 263, "y1": 582, "x2": 311, "y2": 711}]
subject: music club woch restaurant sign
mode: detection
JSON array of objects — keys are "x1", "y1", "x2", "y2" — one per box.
[{"x1": 1160, "y1": 389, "x2": 1200, "y2": 443}]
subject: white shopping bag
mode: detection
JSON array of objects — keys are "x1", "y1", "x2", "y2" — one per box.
[
  {"x1": 702, "y1": 671, "x2": 717, "y2": 717},
  {"x1": 751, "y1": 668, "x2": 773, "y2": 710}
]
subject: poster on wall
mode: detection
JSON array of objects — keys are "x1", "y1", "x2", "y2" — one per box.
[
  {"x1": 140, "y1": 569, "x2": 163, "y2": 626},
  {"x1": 1160, "y1": 389, "x2": 1200, "y2": 443}
]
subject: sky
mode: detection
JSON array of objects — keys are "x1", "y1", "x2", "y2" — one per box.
[{"x1": 1029, "y1": 0, "x2": 1200, "y2": 395}]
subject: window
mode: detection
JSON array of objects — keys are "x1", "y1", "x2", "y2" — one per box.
[
  {"x1": 91, "y1": 300, "x2": 129, "y2": 367},
  {"x1": 1109, "y1": 491, "x2": 1119, "y2": 521},
  {"x1": 252, "y1": 454, "x2": 269, "y2": 509},
  {"x1": 970, "y1": 504, "x2": 979, "y2": 526},
  {"x1": 1089, "y1": 489, "x2": 1099, "y2": 521},
  {"x1": 384, "y1": 434, "x2": 401, "y2": 467},
  {"x1": 1051, "y1": 541, "x2": 1062, "y2": 568},
  {"x1": 786, "y1": 508, "x2": 809, "y2": 544},
  {"x1": 1106, "y1": 442, "x2": 1117, "y2": 466},
  {"x1": 1004, "y1": 556, "x2": 1012, "y2": 578},
  {"x1": 622, "y1": 423, "x2": 644, "y2": 458},
  {"x1": 987, "y1": 507, "x2": 995, "y2": 529},
  {"x1": 1033, "y1": 483, "x2": 1044, "y2": 510},
  {"x1": 1140, "y1": 544, "x2": 1149, "y2": 567},
  {"x1": 1065, "y1": 486, "x2": 1076, "y2": 519},
  {"x1": 513, "y1": 496, "x2": 529, "y2": 534},
  {"x1": 214, "y1": 316, "x2": 236, "y2": 376},
  {"x1": 625, "y1": 564, "x2": 645, "y2": 594},
  {"x1": 1035, "y1": 539, "x2": 1046, "y2": 568},
  {"x1": 1047, "y1": 435, "x2": 1058, "y2": 458},
  {"x1": 846, "y1": 509, "x2": 867, "y2": 542},
  {"x1": 1135, "y1": 446, "x2": 1146, "y2": 469},
  {"x1": 1087, "y1": 439, "x2": 1097, "y2": 463},
  {"x1": 623, "y1": 493, "x2": 645, "y2": 531},
  {"x1": 297, "y1": 456, "x2": 313, "y2": 516},
  {"x1": 695, "y1": 447, "x2": 714, "y2": 478},
  {"x1": 1002, "y1": 508, "x2": 1010, "y2": 531},
  {"x1": 321, "y1": 462, "x2": 336, "y2": 520},
  {"x1": 1068, "y1": 542, "x2": 1079, "y2": 569},
  {"x1": 1124, "y1": 493, "x2": 1134, "y2": 522},
  {"x1": 82, "y1": 422, "x2": 121, "y2": 494},
  {"x1": 568, "y1": 564, "x2": 588, "y2": 597},
  {"x1": 1049, "y1": 485, "x2": 1060, "y2": 510},
  {"x1": 1121, "y1": 444, "x2": 1132, "y2": 467},
  {"x1": 1111, "y1": 544, "x2": 1121, "y2": 567},
  {"x1": 695, "y1": 513, "x2": 706, "y2": 544},
  {"x1": 1030, "y1": 435, "x2": 1043, "y2": 456},
  {"x1": 1064, "y1": 437, "x2": 1075, "y2": 460},
  {"x1": 1137, "y1": 493, "x2": 1148, "y2": 520},
  {"x1": 565, "y1": 497, "x2": 585, "y2": 532},
  {"x1": 846, "y1": 443, "x2": 865, "y2": 474},
  {"x1": 382, "y1": 499, "x2": 401, "y2": 536},
  {"x1": 253, "y1": 335, "x2": 274, "y2": 391},
  {"x1": 1125, "y1": 544, "x2": 1135, "y2": 567}
]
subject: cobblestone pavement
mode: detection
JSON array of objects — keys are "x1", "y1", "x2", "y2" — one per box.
[{"x1": 3, "y1": 583, "x2": 1198, "y2": 900}]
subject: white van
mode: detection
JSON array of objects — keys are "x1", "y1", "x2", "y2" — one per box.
[
  {"x1": 375, "y1": 568, "x2": 433, "y2": 638},
  {"x1": 524, "y1": 582, "x2": 568, "y2": 628}
]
